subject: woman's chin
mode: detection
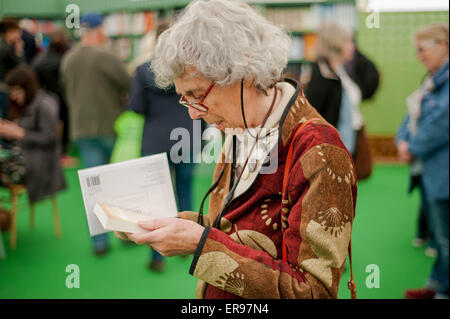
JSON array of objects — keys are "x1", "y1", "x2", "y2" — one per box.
[{"x1": 214, "y1": 121, "x2": 226, "y2": 131}]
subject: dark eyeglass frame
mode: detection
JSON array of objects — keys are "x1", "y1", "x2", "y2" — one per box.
[{"x1": 179, "y1": 82, "x2": 215, "y2": 112}]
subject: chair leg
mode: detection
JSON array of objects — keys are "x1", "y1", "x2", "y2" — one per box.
[
  {"x1": 0, "y1": 229, "x2": 6, "y2": 259},
  {"x1": 10, "y1": 190, "x2": 18, "y2": 250},
  {"x1": 51, "y1": 196, "x2": 62, "y2": 239},
  {"x1": 30, "y1": 202, "x2": 35, "y2": 229}
]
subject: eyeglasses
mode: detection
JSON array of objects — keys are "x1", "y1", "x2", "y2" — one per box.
[
  {"x1": 179, "y1": 82, "x2": 215, "y2": 113},
  {"x1": 416, "y1": 40, "x2": 437, "y2": 54}
]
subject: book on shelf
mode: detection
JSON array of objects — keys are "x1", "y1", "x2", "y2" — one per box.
[
  {"x1": 303, "y1": 33, "x2": 318, "y2": 62},
  {"x1": 265, "y1": 3, "x2": 357, "y2": 32},
  {"x1": 289, "y1": 35, "x2": 304, "y2": 61},
  {"x1": 104, "y1": 11, "x2": 155, "y2": 37}
]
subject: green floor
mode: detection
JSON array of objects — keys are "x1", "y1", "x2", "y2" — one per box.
[{"x1": 0, "y1": 163, "x2": 434, "y2": 299}]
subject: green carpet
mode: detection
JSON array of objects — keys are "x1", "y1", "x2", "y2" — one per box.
[{"x1": 0, "y1": 163, "x2": 434, "y2": 299}]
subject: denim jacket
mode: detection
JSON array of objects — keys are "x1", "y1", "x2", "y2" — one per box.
[{"x1": 396, "y1": 60, "x2": 449, "y2": 201}]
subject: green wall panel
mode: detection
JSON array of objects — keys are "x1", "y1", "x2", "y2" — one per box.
[
  {"x1": 0, "y1": 0, "x2": 62, "y2": 18},
  {"x1": 356, "y1": 11, "x2": 449, "y2": 135},
  {"x1": 60, "y1": 0, "x2": 190, "y2": 14}
]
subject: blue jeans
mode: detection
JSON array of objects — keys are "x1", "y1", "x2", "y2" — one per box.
[
  {"x1": 75, "y1": 137, "x2": 116, "y2": 251},
  {"x1": 143, "y1": 152, "x2": 195, "y2": 262},
  {"x1": 417, "y1": 178, "x2": 436, "y2": 249},
  {"x1": 426, "y1": 199, "x2": 449, "y2": 297}
]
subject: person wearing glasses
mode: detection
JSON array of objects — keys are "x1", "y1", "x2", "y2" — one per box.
[
  {"x1": 397, "y1": 23, "x2": 449, "y2": 299},
  {"x1": 116, "y1": 0, "x2": 357, "y2": 299}
]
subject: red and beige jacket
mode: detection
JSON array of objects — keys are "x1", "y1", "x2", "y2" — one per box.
[{"x1": 181, "y1": 79, "x2": 357, "y2": 299}]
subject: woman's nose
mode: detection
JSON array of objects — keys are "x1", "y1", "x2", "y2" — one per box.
[{"x1": 188, "y1": 107, "x2": 207, "y2": 120}]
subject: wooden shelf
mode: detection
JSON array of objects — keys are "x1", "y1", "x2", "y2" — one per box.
[
  {"x1": 288, "y1": 59, "x2": 313, "y2": 64},
  {"x1": 108, "y1": 34, "x2": 145, "y2": 39},
  {"x1": 290, "y1": 30, "x2": 316, "y2": 36}
]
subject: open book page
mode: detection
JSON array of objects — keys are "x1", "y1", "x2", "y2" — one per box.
[
  {"x1": 78, "y1": 153, "x2": 178, "y2": 236},
  {"x1": 93, "y1": 202, "x2": 153, "y2": 233}
]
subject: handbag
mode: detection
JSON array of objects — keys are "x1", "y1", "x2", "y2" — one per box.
[
  {"x1": 353, "y1": 126, "x2": 373, "y2": 180},
  {"x1": 282, "y1": 118, "x2": 357, "y2": 299}
]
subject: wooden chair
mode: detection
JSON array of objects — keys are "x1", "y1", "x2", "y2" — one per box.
[{"x1": 8, "y1": 184, "x2": 62, "y2": 250}]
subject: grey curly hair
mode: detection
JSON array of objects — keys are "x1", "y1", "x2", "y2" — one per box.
[{"x1": 150, "y1": 0, "x2": 291, "y2": 92}]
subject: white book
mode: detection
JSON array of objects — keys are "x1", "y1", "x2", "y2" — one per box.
[
  {"x1": 78, "y1": 153, "x2": 178, "y2": 236},
  {"x1": 93, "y1": 202, "x2": 150, "y2": 233}
]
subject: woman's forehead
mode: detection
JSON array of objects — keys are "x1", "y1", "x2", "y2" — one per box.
[{"x1": 174, "y1": 71, "x2": 209, "y2": 96}]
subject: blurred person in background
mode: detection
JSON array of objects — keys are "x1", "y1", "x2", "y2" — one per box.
[
  {"x1": 60, "y1": 13, "x2": 131, "y2": 256},
  {"x1": 0, "y1": 17, "x2": 24, "y2": 119},
  {"x1": 32, "y1": 27, "x2": 74, "y2": 167},
  {"x1": 128, "y1": 21, "x2": 201, "y2": 272},
  {"x1": 19, "y1": 19, "x2": 39, "y2": 65},
  {"x1": 344, "y1": 39, "x2": 380, "y2": 102},
  {"x1": 302, "y1": 23, "x2": 371, "y2": 180},
  {"x1": 397, "y1": 23, "x2": 449, "y2": 300},
  {"x1": 0, "y1": 65, "x2": 66, "y2": 203}
]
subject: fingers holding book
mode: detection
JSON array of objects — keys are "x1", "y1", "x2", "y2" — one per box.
[{"x1": 124, "y1": 217, "x2": 204, "y2": 257}]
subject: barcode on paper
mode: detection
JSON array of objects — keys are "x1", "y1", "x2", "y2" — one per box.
[{"x1": 86, "y1": 175, "x2": 101, "y2": 188}]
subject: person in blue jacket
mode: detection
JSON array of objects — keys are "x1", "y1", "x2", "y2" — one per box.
[{"x1": 396, "y1": 23, "x2": 449, "y2": 299}]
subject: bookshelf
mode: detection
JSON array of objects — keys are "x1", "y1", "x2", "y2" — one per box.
[
  {"x1": 1, "y1": 0, "x2": 357, "y2": 66},
  {"x1": 100, "y1": 0, "x2": 357, "y2": 66}
]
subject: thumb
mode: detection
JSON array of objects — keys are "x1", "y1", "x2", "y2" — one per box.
[{"x1": 138, "y1": 217, "x2": 160, "y2": 231}]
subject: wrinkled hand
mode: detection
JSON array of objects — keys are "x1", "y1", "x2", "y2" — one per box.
[
  {"x1": 0, "y1": 120, "x2": 25, "y2": 140},
  {"x1": 396, "y1": 140, "x2": 413, "y2": 163},
  {"x1": 114, "y1": 214, "x2": 205, "y2": 257}
]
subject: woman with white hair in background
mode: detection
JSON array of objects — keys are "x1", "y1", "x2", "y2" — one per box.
[
  {"x1": 398, "y1": 23, "x2": 449, "y2": 300},
  {"x1": 116, "y1": 0, "x2": 357, "y2": 299}
]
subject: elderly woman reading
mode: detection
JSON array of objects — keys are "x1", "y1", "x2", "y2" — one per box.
[{"x1": 116, "y1": 0, "x2": 357, "y2": 299}]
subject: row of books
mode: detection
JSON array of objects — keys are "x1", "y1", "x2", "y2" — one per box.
[
  {"x1": 265, "y1": 3, "x2": 357, "y2": 32},
  {"x1": 288, "y1": 34, "x2": 318, "y2": 62},
  {"x1": 103, "y1": 12, "x2": 155, "y2": 36},
  {"x1": 108, "y1": 34, "x2": 318, "y2": 64},
  {"x1": 102, "y1": 2, "x2": 356, "y2": 37},
  {"x1": 108, "y1": 28, "x2": 320, "y2": 63}
]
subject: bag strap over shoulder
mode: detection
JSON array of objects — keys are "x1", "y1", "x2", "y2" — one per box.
[{"x1": 281, "y1": 117, "x2": 357, "y2": 299}]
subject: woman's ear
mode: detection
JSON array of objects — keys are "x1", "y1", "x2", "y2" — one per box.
[{"x1": 438, "y1": 41, "x2": 449, "y2": 55}]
